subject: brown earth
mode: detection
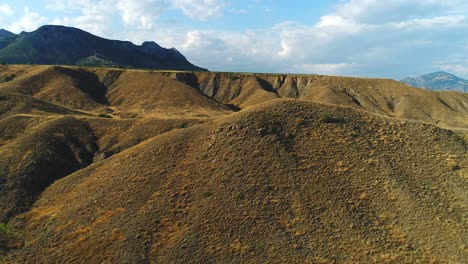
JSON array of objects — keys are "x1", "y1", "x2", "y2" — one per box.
[{"x1": 0, "y1": 65, "x2": 467, "y2": 263}]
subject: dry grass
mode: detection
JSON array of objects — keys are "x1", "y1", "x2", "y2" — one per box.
[{"x1": 0, "y1": 65, "x2": 467, "y2": 263}]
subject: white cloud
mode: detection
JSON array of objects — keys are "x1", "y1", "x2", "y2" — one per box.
[
  {"x1": 436, "y1": 61, "x2": 468, "y2": 76},
  {"x1": 0, "y1": 4, "x2": 14, "y2": 16},
  {"x1": 115, "y1": 0, "x2": 166, "y2": 29},
  {"x1": 7, "y1": 7, "x2": 49, "y2": 32},
  {"x1": 44, "y1": 0, "x2": 90, "y2": 11},
  {"x1": 2, "y1": 0, "x2": 468, "y2": 78},
  {"x1": 48, "y1": 0, "x2": 116, "y2": 36},
  {"x1": 163, "y1": 0, "x2": 468, "y2": 77},
  {"x1": 334, "y1": 0, "x2": 466, "y2": 23},
  {"x1": 173, "y1": 0, "x2": 226, "y2": 20}
]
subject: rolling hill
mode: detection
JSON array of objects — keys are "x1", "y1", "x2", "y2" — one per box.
[
  {"x1": 0, "y1": 25, "x2": 205, "y2": 71},
  {"x1": 401, "y1": 71, "x2": 468, "y2": 92},
  {"x1": 0, "y1": 65, "x2": 467, "y2": 262}
]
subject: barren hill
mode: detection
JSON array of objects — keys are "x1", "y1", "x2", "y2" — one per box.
[
  {"x1": 0, "y1": 65, "x2": 467, "y2": 262},
  {"x1": 3, "y1": 100, "x2": 467, "y2": 263}
]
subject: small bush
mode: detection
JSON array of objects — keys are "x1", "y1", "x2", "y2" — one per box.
[
  {"x1": 0, "y1": 223, "x2": 8, "y2": 233},
  {"x1": 320, "y1": 113, "x2": 334, "y2": 123},
  {"x1": 4, "y1": 74, "x2": 15, "y2": 82},
  {"x1": 201, "y1": 191, "x2": 213, "y2": 198},
  {"x1": 226, "y1": 73, "x2": 240, "y2": 81},
  {"x1": 98, "y1": 113, "x2": 112, "y2": 118}
]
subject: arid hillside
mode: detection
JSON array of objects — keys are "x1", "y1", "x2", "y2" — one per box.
[{"x1": 0, "y1": 65, "x2": 466, "y2": 262}]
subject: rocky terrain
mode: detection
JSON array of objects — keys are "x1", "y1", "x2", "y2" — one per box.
[
  {"x1": 0, "y1": 65, "x2": 466, "y2": 263},
  {"x1": 401, "y1": 71, "x2": 468, "y2": 93},
  {"x1": 0, "y1": 26, "x2": 205, "y2": 71}
]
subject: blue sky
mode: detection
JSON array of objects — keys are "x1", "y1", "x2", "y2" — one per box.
[{"x1": 1, "y1": 0, "x2": 468, "y2": 79}]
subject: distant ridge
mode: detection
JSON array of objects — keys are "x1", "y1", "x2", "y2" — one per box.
[
  {"x1": 0, "y1": 25, "x2": 206, "y2": 71},
  {"x1": 401, "y1": 71, "x2": 468, "y2": 92},
  {"x1": 0, "y1": 29, "x2": 15, "y2": 38}
]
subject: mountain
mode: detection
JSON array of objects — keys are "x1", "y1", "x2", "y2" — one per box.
[
  {"x1": 401, "y1": 71, "x2": 468, "y2": 92},
  {"x1": 0, "y1": 30, "x2": 17, "y2": 50},
  {"x1": 0, "y1": 25, "x2": 206, "y2": 71},
  {"x1": 0, "y1": 30, "x2": 15, "y2": 39},
  {"x1": 0, "y1": 65, "x2": 467, "y2": 262}
]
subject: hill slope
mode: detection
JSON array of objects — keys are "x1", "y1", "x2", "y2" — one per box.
[
  {"x1": 0, "y1": 65, "x2": 467, "y2": 262},
  {"x1": 0, "y1": 30, "x2": 14, "y2": 39},
  {"x1": 401, "y1": 71, "x2": 468, "y2": 92},
  {"x1": 4, "y1": 100, "x2": 467, "y2": 263},
  {"x1": 0, "y1": 25, "x2": 205, "y2": 71}
]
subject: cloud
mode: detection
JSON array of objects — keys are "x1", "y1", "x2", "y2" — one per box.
[
  {"x1": 48, "y1": 0, "x2": 116, "y2": 36},
  {"x1": 334, "y1": 0, "x2": 466, "y2": 23},
  {"x1": 0, "y1": 4, "x2": 14, "y2": 16},
  {"x1": 7, "y1": 7, "x2": 49, "y2": 33},
  {"x1": 3, "y1": 0, "x2": 468, "y2": 78},
  {"x1": 436, "y1": 61, "x2": 468, "y2": 76},
  {"x1": 115, "y1": 0, "x2": 166, "y2": 29},
  {"x1": 173, "y1": 0, "x2": 226, "y2": 20},
  {"x1": 164, "y1": 0, "x2": 468, "y2": 78}
]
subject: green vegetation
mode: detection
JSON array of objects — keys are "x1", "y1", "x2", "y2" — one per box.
[
  {"x1": 226, "y1": 73, "x2": 240, "y2": 81},
  {"x1": 0, "y1": 222, "x2": 22, "y2": 255},
  {"x1": 0, "y1": 223, "x2": 8, "y2": 234}
]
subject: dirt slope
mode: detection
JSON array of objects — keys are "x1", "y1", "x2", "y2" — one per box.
[
  {"x1": 0, "y1": 66, "x2": 108, "y2": 110},
  {"x1": 0, "y1": 114, "x2": 202, "y2": 223},
  {"x1": 166, "y1": 72, "x2": 468, "y2": 131},
  {"x1": 4, "y1": 100, "x2": 466, "y2": 263},
  {"x1": 104, "y1": 71, "x2": 233, "y2": 118}
]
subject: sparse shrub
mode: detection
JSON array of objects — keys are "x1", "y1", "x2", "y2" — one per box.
[
  {"x1": 320, "y1": 113, "x2": 334, "y2": 123},
  {"x1": 227, "y1": 73, "x2": 240, "y2": 81},
  {"x1": 0, "y1": 223, "x2": 8, "y2": 233},
  {"x1": 201, "y1": 191, "x2": 213, "y2": 198},
  {"x1": 4, "y1": 74, "x2": 15, "y2": 82},
  {"x1": 98, "y1": 113, "x2": 112, "y2": 118},
  {"x1": 448, "y1": 162, "x2": 460, "y2": 171},
  {"x1": 0, "y1": 222, "x2": 22, "y2": 253}
]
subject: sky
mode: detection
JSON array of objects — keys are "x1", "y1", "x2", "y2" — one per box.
[{"x1": 1, "y1": 0, "x2": 468, "y2": 79}]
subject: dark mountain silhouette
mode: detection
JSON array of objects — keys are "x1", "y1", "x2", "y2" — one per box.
[
  {"x1": 0, "y1": 25, "x2": 206, "y2": 71},
  {"x1": 0, "y1": 29, "x2": 14, "y2": 39}
]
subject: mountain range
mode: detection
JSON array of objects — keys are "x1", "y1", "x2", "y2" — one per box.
[
  {"x1": 401, "y1": 71, "x2": 468, "y2": 92},
  {"x1": 0, "y1": 25, "x2": 205, "y2": 71}
]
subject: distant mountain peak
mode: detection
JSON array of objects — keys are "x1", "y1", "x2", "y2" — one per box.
[
  {"x1": 401, "y1": 71, "x2": 468, "y2": 92},
  {"x1": 0, "y1": 25, "x2": 206, "y2": 71}
]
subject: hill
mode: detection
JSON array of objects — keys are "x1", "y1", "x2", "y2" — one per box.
[
  {"x1": 0, "y1": 65, "x2": 467, "y2": 262},
  {"x1": 3, "y1": 99, "x2": 467, "y2": 263},
  {"x1": 0, "y1": 30, "x2": 14, "y2": 39},
  {"x1": 401, "y1": 71, "x2": 468, "y2": 92},
  {"x1": 0, "y1": 25, "x2": 205, "y2": 71}
]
